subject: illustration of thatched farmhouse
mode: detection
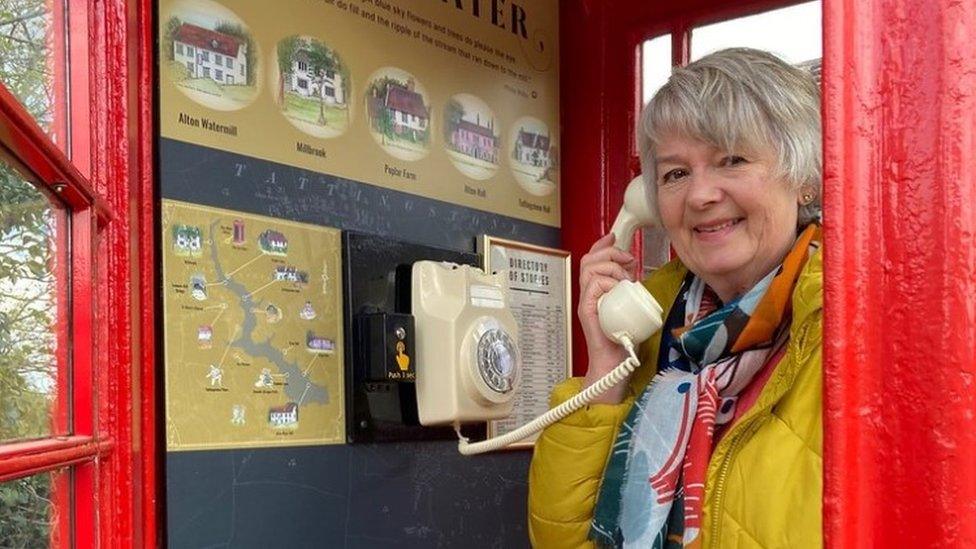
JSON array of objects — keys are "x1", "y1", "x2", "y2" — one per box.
[
  {"x1": 514, "y1": 128, "x2": 551, "y2": 168},
  {"x1": 450, "y1": 114, "x2": 498, "y2": 163},
  {"x1": 172, "y1": 23, "x2": 247, "y2": 85},
  {"x1": 287, "y1": 50, "x2": 345, "y2": 105}
]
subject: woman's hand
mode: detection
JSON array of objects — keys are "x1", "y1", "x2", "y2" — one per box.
[{"x1": 577, "y1": 233, "x2": 638, "y2": 404}]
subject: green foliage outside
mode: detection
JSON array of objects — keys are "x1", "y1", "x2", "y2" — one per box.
[
  {"x1": 0, "y1": 0, "x2": 53, "y2": 131},
  {"x1": 0, "y1": 473, "x2": 55, "y2": 548},
  {"x1": 0, "y1": 0, "x2": 63, "y2": 544},
  {"x1": 0, "y1": 159, "x2": 58, "y2": 549}
]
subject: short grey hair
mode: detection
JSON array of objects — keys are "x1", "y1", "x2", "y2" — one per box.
[{"x1": 638, "y1": 48, "x2": 822, "y2": 226}]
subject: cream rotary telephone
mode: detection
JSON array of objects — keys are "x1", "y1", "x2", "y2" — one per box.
[{"x1": 413, "y1": 175, "x2": 665, "y2": 455}]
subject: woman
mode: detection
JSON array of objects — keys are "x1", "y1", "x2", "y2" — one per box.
[{"x1": 528, "y1": 48, "x2": 823, "y2": 548}]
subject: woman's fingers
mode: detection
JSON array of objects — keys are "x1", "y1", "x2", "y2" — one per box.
[
  {"x1": 578, "y1": 273, "x2": 626, "y2": 317},
  {"x1": 579, "y1": 260, "x2": 634, "y2": 291},
  {"x1": 580, "y1": 235, "x2": 635, "y2": 270}
]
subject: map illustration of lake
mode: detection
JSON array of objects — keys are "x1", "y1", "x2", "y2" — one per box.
[{"x1": 162, "y1": 200, "x2": 345, "y2": 451}]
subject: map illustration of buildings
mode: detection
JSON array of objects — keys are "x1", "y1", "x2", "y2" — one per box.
[{"x1": 162, "y1": 200, "x2": 344, "y2": 451}]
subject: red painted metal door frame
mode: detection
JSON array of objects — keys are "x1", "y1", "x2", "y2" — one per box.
[{"x1": 821, "y1": 0, "x2": 976, "y2": 546}]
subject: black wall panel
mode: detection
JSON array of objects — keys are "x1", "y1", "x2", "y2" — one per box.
[{"x1": 160, "y1": 138, "x2": 557, "y2": 548}]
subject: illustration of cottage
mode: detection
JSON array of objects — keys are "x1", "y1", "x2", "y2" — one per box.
[
  {"x1": 514, "y1": 128, "x2": 552, "y2": 168},
  {"x1": 369, "y1": 79, "x2": 429, "y2": 137},
  {"x1": 450, "y1": 114, "x2": 498, "y2": 163},
  {"x1": 172, "y1": 23, "x2": 247, "y2": 85},
  {"x1": 258, "y1": 229, "x2": 288, "y2": 256},
  {"x1": 288, "y1": 50, "x2": 345, "y2": 105},
  {"x1": 268, "y1": 402, "x2": 298, "y2": 429},
  {"x1": 306, "y1": 331, "x2": 335, "y2": 354},
  {"x1": 172, "y1": 224, "x2": 202, "y2": 256},
  {"x1": 273, "y1": 266, "x2": 309, "y2": 284}
]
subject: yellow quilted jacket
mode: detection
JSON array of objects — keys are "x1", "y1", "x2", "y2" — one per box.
[{"x1": 528, "y1": 249, "x2": 823, "y2": 548}]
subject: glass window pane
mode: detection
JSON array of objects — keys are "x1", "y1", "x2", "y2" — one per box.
[
  {"x1": 641, "y1": 34, "x2": 672, "y2": 106},
  {"x1": 0, "y1": 0, "x2": 68, "y2": 146},
  {"x1": 0, "y1": 469, "x2": 69, "y2": 548},
  {"x1": 0, "y1": 155, "x2": 70, "y2": 443},
  {"x1": 691, "y1": 1, "x2": 822, "y2": 65}
]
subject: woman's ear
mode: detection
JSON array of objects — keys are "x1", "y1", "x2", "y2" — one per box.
[{"x1": 797, "y1": 184, "x2": 816, "y2": 206}]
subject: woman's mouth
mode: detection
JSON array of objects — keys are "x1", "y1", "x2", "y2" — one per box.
[{"x1": 693, "y1": 218, "x2": 744, "y2": 239}]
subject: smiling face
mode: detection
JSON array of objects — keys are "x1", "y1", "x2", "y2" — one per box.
[{"x1": 654, "y1": 133, "x2": 802, "y2": 302}]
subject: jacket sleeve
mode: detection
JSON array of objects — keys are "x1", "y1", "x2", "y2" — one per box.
[{"x1": 528, "y1": 377, "x2": 635, "y2": 548}]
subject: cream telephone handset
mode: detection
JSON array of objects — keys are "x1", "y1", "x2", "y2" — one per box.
[
  {"x1": 598, "y1": 174, "x2": 664, "y2": 346},
  {"x1": 413, "y1": 175, "x2": 664, "y2": 455}
]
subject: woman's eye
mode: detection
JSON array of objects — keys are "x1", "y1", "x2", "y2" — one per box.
[
  {"x1": 661, "y1": 169, "x2": 688, "y2": 184},
  {"x1": 721, "y1": 155, "x2": 747, "y2": 167}
]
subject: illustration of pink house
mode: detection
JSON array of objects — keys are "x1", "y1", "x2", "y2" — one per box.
[{"x1": 450, "y1": 114, "x2": 498, "y2": 163}]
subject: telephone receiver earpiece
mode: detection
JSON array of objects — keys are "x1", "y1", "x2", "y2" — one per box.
[
  {"x1": 609, "y1": 174, "x2": 659, "y2": 251},
  {"x1": 598, "y1": 173, "x2": 664, "y2": 347}
]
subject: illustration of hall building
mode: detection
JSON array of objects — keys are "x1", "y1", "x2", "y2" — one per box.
[
  {"x1": 268, "y1": 402, "x2": 298, "y2": 429},
  {"x1": 513, "y1": 128, "x2": 552, "y2": 168},
  {"x1": 449, "y1": 114, "x2": 498, "y2": 163},
  {"x1": 172, "y1": 23, "x2": 247, "y2": 86},
  {"x1": 287, "y1": 50, "x2": 346, "y2": 105}
]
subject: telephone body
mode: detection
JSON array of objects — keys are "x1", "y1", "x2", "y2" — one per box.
[
  {"x1": 412, "y1": 261, "x2": 521, "y2": 426},
  {"x1": 412, "y1": 175, "x2": 664, "y2": 454}
]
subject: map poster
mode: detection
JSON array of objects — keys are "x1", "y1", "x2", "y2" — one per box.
[
  {"x1": 480, "y1": 236, "x2": 571, "y2": 448},
  {"x1": 157, "y1": 0, "x2": 560, "y2": 227},
  {"x1": 162, "y1": 199, "x2": 345, "y2": 451}
]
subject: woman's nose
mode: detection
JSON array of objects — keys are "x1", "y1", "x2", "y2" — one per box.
[{"x1": 685, "y1": 171, "x2": 724, "y2": 209}]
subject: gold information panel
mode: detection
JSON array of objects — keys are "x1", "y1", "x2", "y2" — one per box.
[
  {"x1": 162, "y1": 199, "x2": 345, "y2": 451},
  {"x1": 480, "y1": 236, "x2": 571, "y2": 448},
  {"x1": 158, "y1": 0, "x2": 561, "y2": 226}
]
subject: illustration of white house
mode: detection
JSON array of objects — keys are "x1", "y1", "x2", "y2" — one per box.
[
  {"x1": 268, "y1": 402, "x2": 298, "y2": 428},
  {"x1": 172, "y1": 23, "x2": 247, "y2": 86},
  {"x1": 172, "y1": 224, "x2": 202, "y2": 256},
  {"x1": 514, "y1": 128, "x2": 551, "y2": 168},
  {"x1": 288, "y1": 50, "x2": 345, "y2": 105},
  {"x1": 385, "y1": 82, "x2": 428, "y2": 134}
]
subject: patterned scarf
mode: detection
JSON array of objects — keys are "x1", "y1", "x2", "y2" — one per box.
[{"x1": 591, "y1": 224, "x2": 821, "y2": 548}]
